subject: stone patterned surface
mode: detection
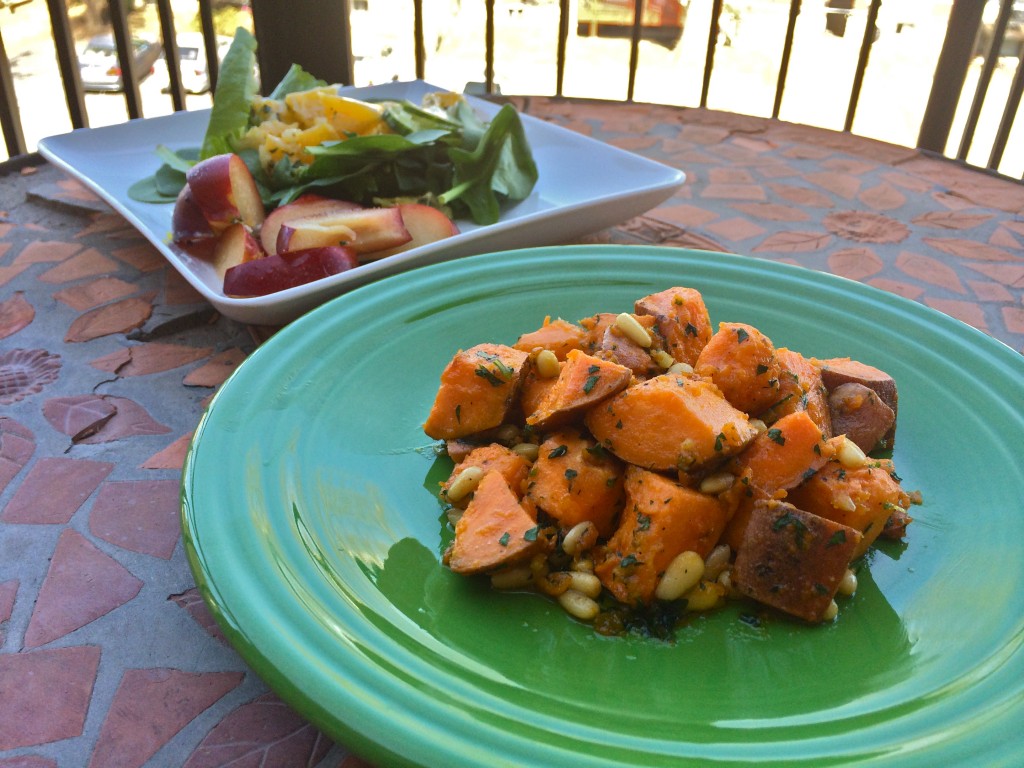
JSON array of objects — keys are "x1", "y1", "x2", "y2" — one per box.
[{"x1": 1, "y1": 99, "x2": 1022, "y2": 766}]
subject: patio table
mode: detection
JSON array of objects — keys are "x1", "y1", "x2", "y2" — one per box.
[{"x1": 1, "y1": 96, "x2": 1022, "y2": 768}]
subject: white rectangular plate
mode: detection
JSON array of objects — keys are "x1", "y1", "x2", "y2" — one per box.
[{"x1": 38, "y1": 81, "x2": 685, "y2": 325}]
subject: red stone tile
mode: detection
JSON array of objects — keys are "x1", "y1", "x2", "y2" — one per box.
[
  {"x1": 65, "y1": 295, "x2": 154, "y2": 342},
  {"x1": 0, "y1": 292, "x2": 34, "y2": 340},
  {"x1": 165, "y1": 270, "x2": 205, "y2": 305},
  {"x1": 827, "y1": 247, "x2": 884, "y2": 281},
  {"x1": 111, "y1": 243, "x2": 166, "y2": 272},
  {"x1": 36, "y1": 248, "x2": 120, "y2": 284},
  {"x1": 768, "y1": 183, "x2": 835, "y2": 208},
  {"x1": 24, "y1": 529, "x2": 142, "y2": 648},
  {"x1": 858, "y1": 182, "x2": 907, "y2": 211},
  {"x1": 730, "y1": 202, "x2": 810, "y2": 222},
  {"x1": 90, "y1": 479, "x2": 181, "y2": 559},
  {"x1": 968, "y1": 279, "x2": 1014, "y2": 302},
  {"x1": 0, "y1": 579, "x2": 16, "y2": 645},
  {"x1": 752, "y1": 230, "x2": 832, "y2": 253},
  {"x1": 923, "y1": 298, "x2": 989, "y2": 332},
  {"x1": 910, "y1": 211, "x2": 993, "y2": 231},
  {"x1": 964, "y1": 262, "x2": 1024, "y2": 288},
  {"x1": 895, "y1": 250, "x2": 967, "y2": 294},
  {"x1": 0, "y1": 645, "x2": 100, "y2": 749},
  {"x1": 181, "y1": 692, "x2": 332, "y2": 768},
  {"x1": 0, "y1": 263, "x2": 29, "y2": 288},
  {"x1": 678, "y1": 124, "x2": 731, "y2": 145},
  {"x1": 0, "y1": 417, "x2": 35, "y2": 494},
  {"x1": 708, "y1": 167, "x2": 755, "y2": 184},
  {"x1": 11, "y1": 240, "x2": 81, "y2": 266},
  {"x1": 1003, "y1": 304, "x2": 1024, "y2": 335},
  {"x1": 805, "y1": 171, "x2": 861, "y2": 200},
  {"x1": 142, "y1": 433, "x2": 193, "y2": 470},
  {"x1": 90, "y1": 342, "x2": 213, "y2": 377},
  {"x1": 75, "y1": 212, "x2": 133, "y2": 238},
  {"x1": 989, "y1": 226, "x2": 1023, "y2": 250},
  {"x1": 77, "y1": 396, "x2": 172, "y2": 444},
  {"x1": 2, "y1": 457, "x2": 113, "y2": 524},
  {"x1": 42, "y1": 395, "x2": 117, "y2": 441},
  {"x1": 931, "y1": 191, "x2": 976, "y2": 211},
  {"x1": 608, "y1": 135, "x2": 660, "y2": 152},
  {"x1": 701, "y1": 184, "x2": 767, "y2": 201},
  {"x1": 0, "y1": 349, "x2": 61, "y2": 405},
  {"x1": 704, "y1": 216, "x2": 766, "y2": 242},
  {"x1": 52, "y1": 276, "x2": 139, "y2": 311},
  {"x1": 89, "y1": 668, "x2": 244, "y2": 768},
  {"x1": 0, "y1": 755, "x2": 58, "y2": 767},
  {"x1": 880, "y1": 171, "x2": 934, "y2": 193},
  {"x1": 923, "y1": 237, "x2": 1020, "y2": 262},
  {"x1": 820, "y1": 157, "x2": 878, "y2": 176},
  {"x1": 183, "y1": 348, "x2": 248, "y2": 387},
  {"x1": 169, "y1": 588, "x2": 227, "y2": 644},
  {"x1": 647, "y1": 203, "x2": 720, "y2": 229},
  {"x1": 824, "y1": 211, "x2": 910, "y2": 244}
]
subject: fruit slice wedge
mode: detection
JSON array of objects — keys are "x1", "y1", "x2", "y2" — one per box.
[{"x1": 276, "y1": 207, "x2": 412, "y2": 255}]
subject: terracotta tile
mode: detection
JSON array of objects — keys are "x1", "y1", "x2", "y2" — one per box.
[
  {"x1": 827, "y1": 247, "x2": 884, "y2": 281},
  {"x1": 964, "y1": 262, "x2": 1024, "y2": 288},
  {"x1": 821, "y1": 157, "x2": 878, "y2": 176},
  {"x1": 0, "y1": 263, "x2": 29, "y2": 287},
  {"x1": 781, "y1": 143, "x2": 832, "y2": 160},
  {"x1": 895, "y1": 250, "x2": 966, "y2": 294},
  {"x1": 858, "y1": 182, "x2": 907, "y2": 211},
  {"x1": 931, "y1": 191, "x2": 976, "y2": 211},
  {"x1": 111, "y1": 243, "x2": 165, "y2": 272},
  {"x1": 0, "y1": 222, "x2": 12, "y2": 238},
  {"x1": 768, "y1": 183, "x2": 835, "y2": 208},
  {"x1": 181, "y1": 692, "x2": 332, "y2": 768},
  {"x1": 647, "y1": 202, "x2": 720, "y2": 229},
  {"x1": 729, "y1": 135, "x2": 775, "y2": 154},
  {"x1": 90, "y1": 479, "x2": 181, "y2": 559},
  {"x1": 75, "y1": 212, "x2": 133, "y2": 238},
  {"x1": 865, "y1": 277, "x2": 925, "y2": 300},
  {"x1": 1004, "y1": 221, "x2": 1024, "y2": 237},
  {"x1": 608, "y1": 135, "x2": 660, "y2": 153},
  {"x1": 754, "y1": 162, "x2": 800, "y2": 179},
  {"x1": 910, "y1": 211, "x2": 994, "y2": 231},
  {"x1": 183, "y1": 348, "x2": 248, "y2": 387},
  {"x1": 880, "y1": 171, "x2": 934, "y2": 193},
  {"x1": 76, "y1": 396, "x2": 172, "y2": 444},
  {"x1": 968, "y1": 279, "x2": 1014, "y2": 302},
  {"x1": 0, "y1": 645, "x2": 100, "y2": 750},
  {"x1": 11, "y1": 240, "x2": 82, "y2": 266},
  {"x1": 0, "y1": 349, "x2": 62, "y2": 405},
  {"x1": 678, "y1": 124, "x2": 731, "y2": 145},
  {"x1": 617, "y1": 215, "x2": 688, "y2": 244},
  {"x1": 36, "y1": 248, "x2": 119, "y2": 284},
  {"x1": 659, "y1": 230, "x2": 730, "y2": 253},
  {"x1": 923, "y1": 298, "x2": 989, "y2": 332},
  {"x1": 824, "y1": 211, "x2": 910, "y2": 244},
  {"x1": 42, "y1": 395, "x2": 118, "y2": 441},
  {"x1": 0, "y1": 292, "x2": 34, "y2": 341},
  {"x1": 0, "y1": 755, "x2": 59, "y2": 767},
  {"x1": 0, "y1": 579, "x2": 16, "y2": 645},
  {"x1": 52, "y1": 276, "x2": 139, "y2": 311},
  {"x1": 2, "y1": 457, "x2": 113, "y2": 524},
  {"x1": 24, "y1": 529, "x2": 142, "y2": 648},
  {"x1": 922, "y1": 237, "x2": 1020, "y2": 262},
  {"x1": 90, "y1": 342, "x2": 213, "y2": 377},
  {"x1": 805, "y1": 171, "x2": 861, "y2": 200},
  {"x1": 65, "y1": 295, "x2": 154, "y2": 342},
  {"x1": 89, "y1": 668, "x2": 244, "y2": 768},
  {"x1": 0, "y1": 417, "x2": 35, "y2": 494},
  {"x1": 169, "y1": 588, "x2": 227, "y2": 644},
  {"x1": 708, "y1": 167, "x2": 755, "y2": 184},
  {"x1": 674, "y1": 149, "x2": 723, "y2": 166},
  {"x1": 1003, "y1": 304, "x2": 1024, "y2": 335},
  {"x1": 730, "y1": 202, "x2": 810, "y2": 222},
  {"x1": 989, "y1": 226, "x2": 1023, "y2": 250},
  {"x1": 164, "y1": 270, "x2": 205, "y2": 305},
  {"x1": 142, "y1": 433, "x2": 193, "y2": 470},
  {"x1": 701, "y1": 184, "x2": 767, "y2": 202},
  {"x1": 704, "y1": 216, "x2": 766, "y2": 242},
  {"x1": 752, "y1": 230, "x2": 832, "y2": 253}
]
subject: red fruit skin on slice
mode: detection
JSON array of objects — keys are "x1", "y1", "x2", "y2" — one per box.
[{"x1": 223, "y1": 246, "x2": 359, "y2": 297}]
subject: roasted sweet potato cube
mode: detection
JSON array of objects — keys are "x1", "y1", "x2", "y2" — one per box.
[
  {"x1": 814, "y1": 357, "x2": 897, "y2": 449},
  {"x1": 694, "y1": 322, "x2": 784, "y2": 415},
  {"x1": 525, "y1": 430, "x2": 626, "y2": 536},
  {"x1": 733, "y1": 500, "x2": 862, "y2": 623},
  {"x1": 595, "y1": 466, "x2": 729, "y2": 605},
  {"x1": 585, "y1": 373, "x2": 758, "y2": 472},
  {"x1": 526, "y1": 349, "x2": 632, "y2": 430},
  {"x1": 423, "y1": 343, "x2": 529, "y2": 440},
  {"x1": 828, "y1": 382, "x2": 896, "y2": 454},
  {"x1": 446, "y1": 471, "x2": 541, "y2": 575},
  {"x1": 633, "y1": 287, "x2": 713, "y2": 367},
  {"x1": 513, "y1": 316, "x2": 586, "y2": 360},
  {"x1": 442, "y1": 443, "x2": 532, "y2": 507},
  {"x1": 760, "y1": 348, "x2": 833, "y2": 437}
]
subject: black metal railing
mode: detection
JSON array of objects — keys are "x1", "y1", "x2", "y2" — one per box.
[{"x1": 1, "y1": 0, "x2": 1022, "y2": 180}]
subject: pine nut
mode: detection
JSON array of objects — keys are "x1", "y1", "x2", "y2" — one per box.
[
  {"x1": 655, "y1": 550, "x2": 705, "y2": 601},
  {"x1": 490, "y1": 566, "x2": 533, "y2": 590},
  {"x1": 823, "y1": 600, "x2": 839, "y2": 621},
  {"x1": 837, "y1": 436, "x2": 868, "y2": 469},
  {"x1": 444, "y1": 466, "x2": 484, "y2": 503},
  {"x1": 561, "y1": 521, "x2": 598, "y2": 557},
  {"x1": 651, "y1": 349, "x2": 676, "y2": 369},
  {"x1": 667, "y1": 362, "x2": 693, "y2": 376},
  {"x1": 512, "y1": 442, "x2": 539, "y2": 461},
  {"x1": 568, "y1": 571, "x2": 602, "y2": 599},
  {"x1": 703, "y1": 544, "x2": 731, "y2": 581},
  {"x1": 700, "y1": 472, "x2": 735, "y2": 495},
  {"x1": 835, "y1": 492, "x2": 857, "y2": 513},
  {"x1": 614, "y1": 312, "x2": 652, "y2": 347},
  {"x1": 558, "y1": 588, "x2": 600, "y2": 621},
  {"x1": 749, "y1": 418, "x2": 768, "y2": 434},
  {"x1": 574, "y1": 557, "x2": 594, "y2": 573},
  {"x1": 538, "y1": 570, "x2": 572, "y2": 597},
  {"x1": 837, "y1": 568, "x2": 858, "y2": 596},
  {"x1": 535, "y1": 349, "x2": 561, "y2": 378},
  {"x1": 683, "y1": 580, "x2": 727, "y2": 611}
]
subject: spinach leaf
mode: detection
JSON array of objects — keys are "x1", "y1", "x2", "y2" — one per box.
[
  {"x1": 200, "y1": 27, "x2": 259, "y2": 159},
  {"x1": 268, "y1": 63, "x2": 326, "y2": 100}
]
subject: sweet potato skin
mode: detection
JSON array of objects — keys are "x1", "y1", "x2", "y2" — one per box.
[
  {"x1": 634, "y1": 287, "x2": 713, "y2": 366},
  {"x1": 446, "y1": 471, "x2": 541, "y2": 575},
  {"x1": 423, "y1": 343, "x2": 529, "y2": 440},
  {"x1": 526, "y1": 349, "x2": 633, "y2": 430},
  {"x1": 814, "y1": 357, "x2": 897, "y2": 448},
  {"x1": 513, "y1": 316, "x2": 586, "y2": 360},
  {"x1": 828, "y1": 382, "x2": 896, "y2": 453},
  {"x1": 760, "y1": 348, "x2": 833, "y2": 437},
  {"x1": 596, "y1": 466, "x2": 729, "y2": 605},
  {"x1": 585, "y1": 373, "x2": 758, "y2": 472},
  {"x1": 732, "y1": 499, "x2": 862, "y2": 623},
  {"x1": 525, "y1": 430, "x2": 626, "y2": 536}
]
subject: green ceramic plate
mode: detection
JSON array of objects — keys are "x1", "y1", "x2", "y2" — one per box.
[{"x1": 182, "y1": 246, "x2": 1024, "y2": 767}]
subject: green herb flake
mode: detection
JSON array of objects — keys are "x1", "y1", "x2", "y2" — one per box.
[
  {"x1": 523, "y1": 526, "x2": 539, "y2": 542},
  {"x1": 735, "y1": 328, "x2": 750, "y2": 343},
  {"x1": 564, "y1": 468, "x2": 579, "y2": 485},
  {"x1": 498, "y1": 532, "x2": 511, "y2": 547},
  {"x1": 474, "y1": 364, "x2": 507, "y2": 387},
  {"x1": 636, "y1": 512, "x2": 651, "y2": 531},
  {"x1": 548, "y1": 444, "x2": 569, "y2": 458},
  {"x1": 756, "y1": 364, "x2": 769, "y2": 375},
  {"x1": 583, "y1": 373, "x2": 601, "y2": 394},
  {"x1": 620, "y1": 554, "x2": 639, "y2": 568},
  {"x1": 772, "y1": 511, "x2": 809, "y2": 545},
  {"x1": 714, "y1": 432, "x2": 726, "y2": 451},
  {"x1": 767, "y1": 428, "x2": 786, "y2": 445},
  {"x1": 685, "y1": 323, "x2": 699, "y2": 337},
  {"x1": 827, "y1": 529, "x2": 847, "y2": 547}
]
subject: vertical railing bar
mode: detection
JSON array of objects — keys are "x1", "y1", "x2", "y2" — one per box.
[
  {"x1": 773, "y1": 0, "x2": 801, "y2": 119},
  {"x1": 154, "y1": 0, "x2": 185, "y2": 112},
  {"x1": 626, "y1": 0, "x2": 644, "y2": 101},
  {"x1": 0, "y1": 27, "x2": 27, "y2": 157},
  {"x1": 107, "y1": 0, "x2": 144, "y2": 119},
  {"x1": 485, "y1": 0, "x2": 496, "y2": 92},
  {"x1": 842, "y1": 0, "x2": 880, "y2": 132},
  {"x1": 413, "y1": 0, "x2": 426, "y2": 80},
  {"x1": 45, "y1": 0, "x2": 89, "y2": 130},
  {"x1": 198, "y1": 0, "x2": 219, "y2": 93},
  {"x1": 701, "y1": 0, "x2": 724, "y2": 108},
  {"x1": 987, "y1": 47, "x2": 1024, "y2": 170},
  {"x1": 556, "y1": 0, "x2": 570, "y2": 97},
  {"x1": 957, "y1": 0, "x2": 1013, "y2": 160}
]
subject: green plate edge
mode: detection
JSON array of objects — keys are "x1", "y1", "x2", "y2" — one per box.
[{"x1": 181, "y1": 244, "x2": 1024, "y2": 768}]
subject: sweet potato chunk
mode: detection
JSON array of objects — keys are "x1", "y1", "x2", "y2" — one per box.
[
  {"x1": 578, "y1": 313, "x2": 660, "y2": 376},
  {"x1": 760, "y1": 348, "x2": 833, "y2": 437},
  {"x1": 585, "y1": 373, "x2": 758, "y2": 472},
  {"x1": 814, "y1": 357, "x2": 897, "y2": 449},
  {"x1": 720, "y1": 410, "x2": 838, "y2": 551},
  {"x1": 446, "y1": 471, "x2": 541, "y2": 575},
  {"x1": 525, "y1": 430, "x2": 625, "y2": 536},
  {"x1": 828, "y1": 382, "x2": 896, "y2": 453},
  {"x1": 633, "y1": 287, "x2": 713, "y2": 367},
  {"x1": 526, "y1": 349, "x2": 632, "y2": 430},
  {"x1": 423, "y1": 343, "x2": 529, "y2": 439},
  {"x1": 513, "y1": 316, "x2": 586, "y2": 360},
  {"x1": 596, "y1": 466, "x2": 729, "y2": 605},
  {"x1": 442, "y1": 443, "x2": 531, "y2": 507},
  {"x1": 694, "y1": 322, "x2": 784, "y2": 415},
  {"x1": 786, "y1": 457, "x2": 913, "y2": 558},
  {"x1": 732, "y1": 500, "x2": 861, "y2": 623}
]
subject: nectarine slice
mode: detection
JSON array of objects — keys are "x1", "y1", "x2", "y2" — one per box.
[{"x1": 186, "y1": 153, "x2": 266, "y2": 233}]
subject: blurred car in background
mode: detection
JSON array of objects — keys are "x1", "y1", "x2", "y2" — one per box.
[
  {"x1": 78, "y1": 34, "x2": 161, "y2": 92},
  {"x1": 169, "y1": 33, "x2": 232, "y2": 94},
  {"x1": 975, "y1": 0, "x2": 1024, "y2": 58},
  {"x1": 576, "y1": 0, "x2": 688, "y2": 49}
]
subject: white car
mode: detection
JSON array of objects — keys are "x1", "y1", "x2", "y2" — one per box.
[
  {"x1": 170, "y1": 34, "x2": 232, "y2": 94},
  {"x1": 78, "y1": 34, "x2": 162, "y2": 92}
]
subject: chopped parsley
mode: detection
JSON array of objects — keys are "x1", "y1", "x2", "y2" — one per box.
[
  {"x1": 827, "y1": 529, "x2": 847, "y2": 547},
  {"x1": 548, "y1": 444, "x2": 568, "y2": 458},
  {"x1": 583, "y1": 373, "x2": 601, "y2": 393},
  {"x1": 767, "y1": 428, "x2": 785, "y2": 445},
  {"x1": 498, "y1": 532, "x2": 511, "y2": 547},
  {"x1": 735, "y1": 328, "x2": 750, "y2": 343}
]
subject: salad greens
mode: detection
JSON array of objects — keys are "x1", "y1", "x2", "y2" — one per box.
[{"x1": 128, "y1": 28, "x2": 538, "y2": 225}]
